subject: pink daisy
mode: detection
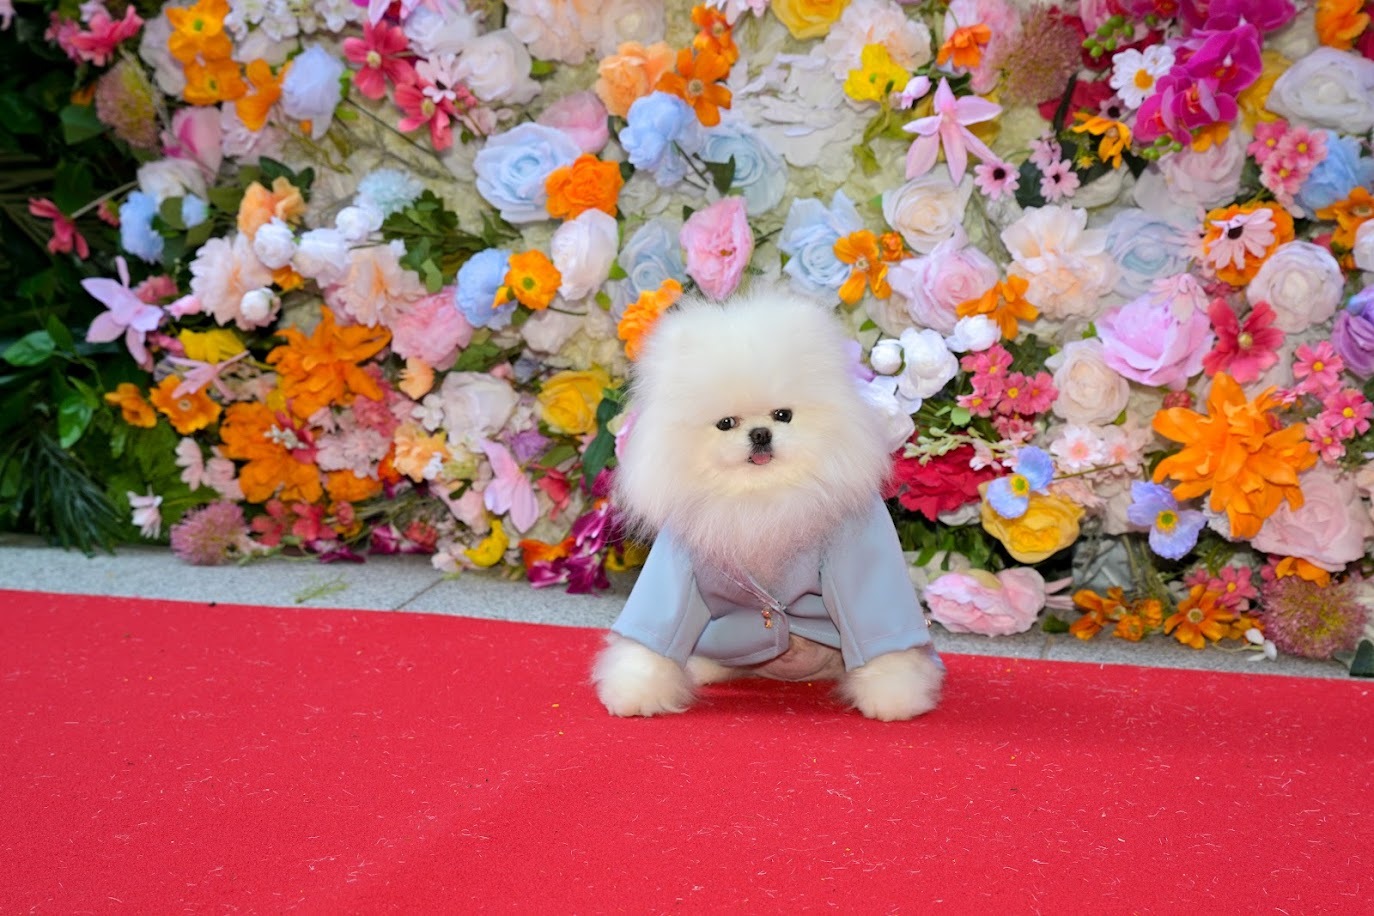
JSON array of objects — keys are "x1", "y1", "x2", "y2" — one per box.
[
  {"x1": 1203, "y1": 208, "x2": 1279, "y2": 274},
  {"x1": 1304, "y1": 415, "x2": 1346, "y2": 464},
  {"x1": 992, "y1": 415, "x2": 1037, "y2": 444},
  {"x1": 974, "y1": 159, "x2": 1020, "y2": 201},
  {"x1": 1019, "y1": 370, "x2": 1057, "y2": 415},
  {"x1": 1323, "y1": 388, "x2": 1373, "y2": 439},
  {"x1": 960, "y1": 343, "x2": 1013, "y2": 378},
  {"x1": 1247, "y1": 119, "x2": 1287, "y2": 165},
  {"x1": 1291, "y1": 340, "x2": 1344, "y2": 397},
  {"x1": 1028, "y1": 135, "x2": 1062, "y2": 169},
  {"x1": 996, "y1": 371, "x2": 1035, "y2": 415},
  {"x1": 1201, "y1": 298, "x2": 1282, "y2": 383},
  {"x1": 395, "y1": 78, "x2": 456, "y2": 151},
  {"x1": 1039, "y1": 159, "x2": 1080, "y2": 202},
  {"x1": 1273, "y1": 125, "x2": 1326, "y2": 172},
  {"x1": 956, "y1": 389, "x2": 996, "y2": 417}
]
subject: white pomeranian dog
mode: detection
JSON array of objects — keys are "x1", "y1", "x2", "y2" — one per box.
[{"x1": 593, "y1": 286, "x2": 944, "y2": 721}]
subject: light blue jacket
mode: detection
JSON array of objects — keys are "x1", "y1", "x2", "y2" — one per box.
[{"x1": 611, "y1": 499, "x2": 939, "y2": 671}]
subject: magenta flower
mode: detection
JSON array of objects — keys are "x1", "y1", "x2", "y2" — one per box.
[
  {"x1": 343, "y1": 21, "x2": 416, "y2": 101},
  {"x1": 83, "y1": 256, "x2": 164, "y2": 368},
  {"x1": 679, "y1": 196, "x2": 754, "y2": 300},
  {"x1": 902, "y1": 77, "x2": 1001, "y2": 185},
  {"x1": 1323, "y1": 389, "x2": 1373, "y2": 439},
  {"x1": 1305, "y1": 415, "x2": 1346, "y2": 463},
  {"x1": 1291, "y1": 340, "x2": 1344, "y2": 397},
  {"x1": 395, "y1": 78, "x2": 455, "y2": 151},
  {"x1": 1201, "y1": 299, "x2": 1282, "y2": 383},
  {"x1": 28, "y1": 198, "x2": 89, "y2": 259},
  {"x1": 49, "y1": 6, "x2": 142, "y2": 66},
  {"x1": 1180, "y1": 23, "x2": 1262, "y2": 96}
]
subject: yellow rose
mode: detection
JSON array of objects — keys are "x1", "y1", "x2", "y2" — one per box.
[
  {"x1": 772, "y1": 0, "x2": 851, "y2": 39},
  {"x1": 538, "y1": 368, "x2": 612, "y2": 436},
  {"x1": 179, "y1": 328, "x2": 245, "y2": 363},
  {"x1": 979, "y1": 489, "x2": 1084, "y2": 564}
]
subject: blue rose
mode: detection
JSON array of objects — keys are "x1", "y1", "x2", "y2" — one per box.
[
  {"x1": 777, "y1": 191, "x2": 863, "y2": 296},
  {"x1": 618, "y1": 92, "x2": 704, "y2": 188},
  {"x1": 455, "y1": 248, "x2": 513, "y2": 329},
  {"x1": 119, "y1": 191, "x2": 163, "y2": 263},
  {"x1": 1295, "y1": 132, "x2": 1374, "y2": 214},
  {"x1": 699, "y1": 115, "x2": 788, "y2": 216},
  {"x1": 1106, "y1": 208, "x2": 1194, "y2": 298},
  {"x1": 474, "y1": 123, "x2": 581, "y2": 224}
]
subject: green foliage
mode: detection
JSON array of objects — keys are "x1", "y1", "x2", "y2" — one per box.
[
  {"x1": 580, "y1": 384, "x2": 626, "y2": 488},
  {"x1": 381, "y1": 190, "x2": 518, "y2": 292}
]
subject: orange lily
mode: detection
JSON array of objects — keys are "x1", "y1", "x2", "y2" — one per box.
[
  {"x1": 834, "y1": 229, "x2": 891, "y2": 305},
  {"x1": 656, "y1": 47, "x2": 732, "y2": 127},
  {"x1": 956, "y1": 275, "x2": 1039, "y2": 340}
]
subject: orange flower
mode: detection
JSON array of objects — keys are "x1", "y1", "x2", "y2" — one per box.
[
  {"x1": 1152, "y1": 373, "x2": 1316, "y2": 540},
  {"x1": 1164, "y1": 586, "x2": 1236, "y2": 649},
  {"x1": 938, "y1": 23, "x2": 992, "y2": 69},
  {"x1": 1199, "y1": 202, "x2": 1295, "y2": 287},
  {"x1": 1071, "y1": 113, "x2": 1132, "y2": 168},
  {"x1": 499, "y1": 250, "x2": 562, "y2": 311},
  {"x1": 238, "y1": 176, "x2": 306, "y2": 239},
  {"x1": 166, "y1": 0, "x2": 233, "y2": 65},
  {"x1": 148, "y1": 375, "x2": 222, "y2": 434},
  {"x1": 267, "y1": 308, "x2": 391, "y2": 419},
  {"x1": 956, "y1": 275, "x2": 1039, "y2": 340},
  {"x1": 544, "y1": 153, "x2": 624, "y2": 220},
  {"x1": 1316, "y1": 0, "x2": 1370, "y2": 48},
  {"x1": 691, "y1": 5, "x2": 739, "y2": 64},
  {"x1": 182, "y1": 58, "x2": 246, "y2": 106},
  {"x1": 219, "y1": 401, "x2": 323, "y2": 503},
  {"x1": 655, "y1": 47, "x2": 732, "y2": 127},
  {"x1": 618, "y1": 278, "x2": 683, "y2": 361},
  {"x1": 1070, "y1": 587, "x2": 1126, "y2": 640},
  {"x1": 834, "y1": 230, "x2": 891, "y2": 305},
  {"x1": 325, "y1": 469, "x2": 383, "y2": 504},
  {"x1": 104, "y1": 383, "x2": 158, "y2": 428},
  {"x1": 878, "y1": 231, "x2": 909, "y2": 263},
  {"x1": 594, "y1": 41, "x2": 677, "y2": 118},
  {"x1": 234, "y1": 59, "x2": 284, "y2": 132},
  {"x1": 520, "y1": 536, "x2": 573, "y2": 568},
  {"x1": 1316, "y1": 186, "x2": 1374, "y2": 251},
  {"x1": 1272, "y1": 556, "x2": 1332, "y2": 587}
]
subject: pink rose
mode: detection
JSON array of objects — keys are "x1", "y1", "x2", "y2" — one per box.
[
  {"x1": 926, "y1": 567, "x2": 1047, "y2": 636},
  {"x1": 537, "y1": 90, "x2": 610, "y2": 154},
  {"x1": 888, "y1": 234, "x2": 998, "y2": 335},
  {"x1": 162, "y1": 107, "x2": 223, "y2": 181},
  {"x1": 1096, "y1": 275, "x2": 1214, "y2": 390},
  {"x1": 1250, "y1": 465, "x2": 1373, "y2": 571},
  {"x1": 680, "y1": 196, "x2": 753, "y2": 300},
  {"x1": 390, "y1": 289, "x2": 475, "y2": 367}
]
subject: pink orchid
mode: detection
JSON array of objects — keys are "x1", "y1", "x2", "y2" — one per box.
[
  {"x1": 83, "y1": 256, "x2": 164, "y2": 368},
  {"x1": 343, "y1": 21, "x2": 416, "y2": 101},
  {"x1": 165, "y1": 350, "x2": 251, "y2": 400},
  {"x1": 480, "y1": 440, "x2": 539, "y2": 534},
  {"x1": 28, "y1": 198, "x2": 89, "y2": 259},
  {"x1": 50, "y1": 5, "x2": 142, "y2": 66},
  {"x1": 902, "y1": 78, "x2": 1001, "y2": 185}
]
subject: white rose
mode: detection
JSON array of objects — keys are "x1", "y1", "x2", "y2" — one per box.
[
  {"x1": 137, "y1": 158, "x2": 207, "y2": 203},
  {"x1": 1246, "y1": 241, "x2": 1343, "y2": 333},
  {"x1": 520, "y1": 307, "x2": 583, "y2": 355},
  {"x1": 293, "y1": 228, "x2": 350, "y2": 286},
  {"x1": 1045, "y1": 339, "x2": 1130, "y2": 425},
  {"x1": 1267, "y1": 47, "x2": 1374, "y2": 133},
  {"x1": 252, "y1": 218, "x2": 296, "y2": 269},
  {"x1": 551, "y1": 209, "x2": 618, "y2": 301},
  {"x1": 456, "y1": 29, "x2": 540, "y2": 105},
  {"x1": 404, "y1": 0, "x2": 480, "y2": 57},
  {"x1": 334, "y1": 204, "x2": 382, "y2": 243},
  {"x1": 882, "y1": 172, "x2": 973, "y2": 255},
  {"x1": 1354, "y1": 221, "x2": 1374, "y2": 273},
  {"x1": 870, "y1": 339, "x2": 904, "y2": 375},
  {"x1": 280, "y1": 44, "x2": 345, "y2": 140},
  {"x1": 945, "y1": 315, "x2": 1000, "y2": 353},
  {"x1": 897, "y1": 327, "x2": 959, "y2": 402},
  {"x1": 238, "y1": 287, "x2": 279, "y2": 326}
]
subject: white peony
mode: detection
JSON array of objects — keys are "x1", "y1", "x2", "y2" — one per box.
[{"x1": 1245, "y1": 241, "x2": 1344, "y2": 333}]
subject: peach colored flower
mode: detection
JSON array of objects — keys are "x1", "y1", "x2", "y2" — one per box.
[{"x1": 594, "y1": 41, "x2": 676, "y2": 118}]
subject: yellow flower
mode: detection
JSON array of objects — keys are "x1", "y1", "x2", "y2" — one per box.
[
  {"x1": 1070, "y1": 113, "x2": 1132, "y2": 169},
  {"x1": 1237, "y1": 50, "x2": 1290, "y2": 131},
  {"x1": 843, "y1": 44, "x2": 908, "y2": 104},
  {"x1": 104, "y1": 383, "x2": 158, "y2": 428},
  {"x1": 179, "y1": 328, "x2": 245, "y2": 363},
  {"x1": 771, "y1": 0, "x2": 850, "y2": 39},
  {"x1": 979, "y1": 487, "x2": 1083, "y2": 563},
  {"x1": 538, "y1": 368, "x2": 612, "y2": 436},
  {"x1": 465, "y1": 518, "x2": 509, "y2": 568}
]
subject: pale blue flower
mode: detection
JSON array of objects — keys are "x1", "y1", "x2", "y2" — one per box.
[
  {"x1": 1296, "y1": 132, "x2": 1374, "y2": 214},
  {"x1": 356, "y1": 169, "x2": 424, "y2": 217},
  {"x1": 1106, "y1": 209, "x2": 1194, "y2": 298},
  {"x1": 777, "y1": 191, "x2": 863, "y2": 296},
  {"x1": 1126, "y1": 481, "x2": 1205, "y2": 560},
  {"x1": 181, "y1": 195, "x2": 208, "y2": 228},
  {"x1": 119, "y1": 191, "x2": 163, "y2": 263},
  {"x1": 280, "y1": 44, "x2": 345, "y2": 140},
  {"x1": 474, "y1": 123, "x2": 581, "y2": 224},
  {"x1": 613, "y1": 218, "x2": 687, "y2": 313},
  {"x1": 618, "y1": 92, "x2": 704, "y2": 188},
  {"x1": 455, "y1": 248, "x2": 513, "y2": 329},
  {"x1": 985, "y1": 446, "x2": 1054, "y2": 519},
  {"x1": 699, "y1": 115, "x2": 787, "y2": 216}
]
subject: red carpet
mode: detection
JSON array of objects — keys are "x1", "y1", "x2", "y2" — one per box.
[{"x1": 2, "y1": 589, "x2": 1370, "y2": 914}]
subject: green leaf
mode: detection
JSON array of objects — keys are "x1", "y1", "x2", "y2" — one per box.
[
  {"x1": 208, "y1": 185, "x2": 245, "y2": 213},
  {"x1": 0, "y1": 92, "x2": 42, "y2": 135},
  {"x1": 57, "y1": 390, "x2": 94, "y2": 448},
  {"x1": 420, "y1": 258, "x2": 444, "y2": 293},
  {"x1": 159, "y1": 196, "x2": 187, "y2": 231},
  {"x1": 53, "y1": 158, "x2": 95, "y2": 215},
  {"x1": 3, "y1": 330, "x2": 56, "y2": 367},
  {"x1": 580, "y1": 428, "x2": 615, "y2": 488},
  {"x1": 948, "y1": 405, "x2": 972, "y2": 427},
  {"x1": 59, "y1": 104, "x2": 106, "y2": 144},
  {"x1": 1041, "y1": 615, "x2": 1070, "y2": 634},
  {"x1": 607, "y1": 261, "x2": 627, "y2": 281},
  {"x1": 45, "y1": 315, "x2": 75, "y2": 352},
  {"x1": 1351, "y1": 639, "x2": 1374, "y2": 678},
  {"x1": 539, "y1": 443, "x2": 578, "y2": 468},
  {"x1": 530, "y1": 59, "x2": 556, "y2": 77},
  {"x1": 702, "y1": 156, "x2": 736, "y2": 195}
]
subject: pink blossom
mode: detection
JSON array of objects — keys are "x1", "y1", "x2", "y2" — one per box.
[
  {"x1": 343, "y1": 21, "x2": 416, "y2": 101},
  {"x1": 163, "y1": 108, "x2": 223, "y2": 180},
  {"x1": 1201, "y1": 299, "x2": 1282, "y2": 383},
  {"x1": 395, "y1": 79, "x2": 455, "y2": 151},
  {"x1": 903, "y1": 77, "x2": 1001, "y2": 185},
  {"x1": 50, "y1": 5, "x2": 142, "y2": 66},
  {"x1": 1248, "y1": 119, "x2": 1287, "y2": 165},
  {"x1": 27, "y1": 198, "x2": 89, "y2": 259},
  {"x1": 389, "y1": 289, "x2": 475, "y2": 367},
  {"x1": 973, "y1": 159, "x2": 1019, "y2": 201},
  {"x1": 1305, "y1": 415, "x2": 1346, "y2": 464},
  {"x1": 1324, "y1": 389, "x2": 1373, "y2": 439},
  {"x1": 1038, "y1": 159, "x2": 1079, "y2": 201},
  {"x1": 679, "y1": 196, "x2": 754, "y2": 300},
  {"x1": 1292, "y1": 340, "x2": 1344, "y2": 397},
  {"x1": 960, "y1": 342, "x2": 1012, "y2": 377},
  {"x1": 925, "y1": 567, "x2": 1048, "y2": 636},
  {"x1": 83, "y1": 256, "x2": 163, "y2": 368},
  {"x1": 537, "y1": 90, "x2": 610, "y2": 154}
]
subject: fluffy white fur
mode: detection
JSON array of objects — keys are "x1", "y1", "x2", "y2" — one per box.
[{"x1": 593, "y1": 286, "x2": 942, "y2": 721}]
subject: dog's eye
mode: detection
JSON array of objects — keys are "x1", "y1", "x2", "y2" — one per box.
[
  {"x1": 771, "y1": 409, "x2": 793, "y2": 423},
  {"x1": 716, "y1": 417, "x2": 738, "y2": 431}
]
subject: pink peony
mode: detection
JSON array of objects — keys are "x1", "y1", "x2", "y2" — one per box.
[
  {"x1": 925, "y1": 567, "x2": 1047, "y2": 636},
  {"x1": 888, "y1": 234, "x2": 998, "y2": 335},
  {"x1": 537, "y1": 90, "x2": 610, "y2": 154},
  {"x1": 679, "y1": 196, "x2": 753, "y2": 301},
  {"x1": 1096, "y1": 275, "x2": 1215, "y2": 390}
]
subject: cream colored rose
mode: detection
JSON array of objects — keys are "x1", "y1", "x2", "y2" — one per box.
[
  {"x1": 1267, "y1": 47, "x2": 1374, "y2": 133},
  {"x1": 1245, "y1": 240, "x2": 1343, "y2": 333},
  {"x1": 1046, "y1": 339, "x2": 1130, "y2": 425},
  {"x1": 456, "y1": 29, "x2": 540, "y2": 105},
  {"x1": 1001, "y1": 205, "x2": 1118, "y2": 322},
  {"x1": 882, "y1": 172, "x2": 973, "y2": 255}
]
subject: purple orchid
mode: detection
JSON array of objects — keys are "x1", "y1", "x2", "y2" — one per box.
[
  {"x1": 479, "y1": 439, "x2": 539, "y2": 534},
  {"x1": 83, "y1": 257, "x2": 163, "y2": 369},
  {"x1": 902, "y1": 78, "x2": 1001, "y2": 185}
]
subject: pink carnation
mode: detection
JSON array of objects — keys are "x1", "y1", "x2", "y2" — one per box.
[
  {"x1": 389, "y1": 289, "x2": 475, "y2": 367},
  {"x1": 679, "y1": 196, "x2": 753, "y2": 301}
]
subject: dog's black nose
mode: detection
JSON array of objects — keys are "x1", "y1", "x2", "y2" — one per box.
[{"x1": 749, "y1": 427, "x2": 771, "y2": 448}]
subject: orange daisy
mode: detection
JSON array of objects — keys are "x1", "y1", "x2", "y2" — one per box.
[
  {"x1": 1152, "y1": 373, "x2": 1316, "y2": 540},
  {"x1": 956, "y1": 275, "x2": 1039, "y2": 340},
  {"x1": 618, "y1": 278, "x2": 683, "y2": 360},
  {"x1": 499, "y1": 250, "x2": 562, "y2": 311},
  {"x1": 1199, "y1": 202, "x2": 1295, "y2": 287},
  {"x1": 937, "y1": 23, "x2": 991, "y2": 70},
  {"x1": 148, "y1": 375, "x2": 221, "y2": 434},
  {"x1": 1164, "y1": 586, "x2": 1236, "y2": 649},
  {"x1": 219, "y1": 401, "x2": 323, "y2": 504},
  {"x1": 834, "y1": 230, "x2": 891, "y2": 305},
  {"x1": 266, "y1": 308, "x2": 391, "y2": 419},
  {"x1": 544, "y1": 153, "x2": 624, "y2": 220},
  {"x1": 104, "y1": 383, "x2": 158, "y2": 428},
  {"x1": 655, "y1": 47, "x2": 732, "y2": 127}
]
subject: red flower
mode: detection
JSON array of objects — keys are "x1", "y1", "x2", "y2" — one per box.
[
  {"x1": 343, "y1": 21, "x2": 416, "y2": 101},
  {"x1": 1202, "y1": 299, "x2": 1283, "y2": 384},
  {"x1": 886, "y1": 444, "x2": 999, "y2": 521}
]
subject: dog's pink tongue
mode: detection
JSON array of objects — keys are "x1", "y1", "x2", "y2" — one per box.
[{"x1": 749, "y1": 452, "x2": 772, "y2": 465}]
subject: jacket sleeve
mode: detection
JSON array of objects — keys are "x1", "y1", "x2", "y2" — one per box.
[
  {"x1": 820, "y1": 498, "x2": 940, "y2": 671},
  {"x1": 609, "y1": 528, "x2": 713, "y2": 666}
]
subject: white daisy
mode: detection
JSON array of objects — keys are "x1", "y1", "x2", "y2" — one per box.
[{"x1": 1109, "y1": 44, "x2": 1175, "y2": 109}]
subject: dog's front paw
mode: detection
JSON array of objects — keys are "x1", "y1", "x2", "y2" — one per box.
[
  {"x1": 838, "y1": 647, "x2": 943, "y2": 721},
  {"x1": 592, "y1": 634, "x2": 695, "y2": 717}
]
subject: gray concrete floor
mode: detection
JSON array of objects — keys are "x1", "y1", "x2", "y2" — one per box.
[{"x1": 0, "y1": 533, "x2": 1352, "y2": 680}]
